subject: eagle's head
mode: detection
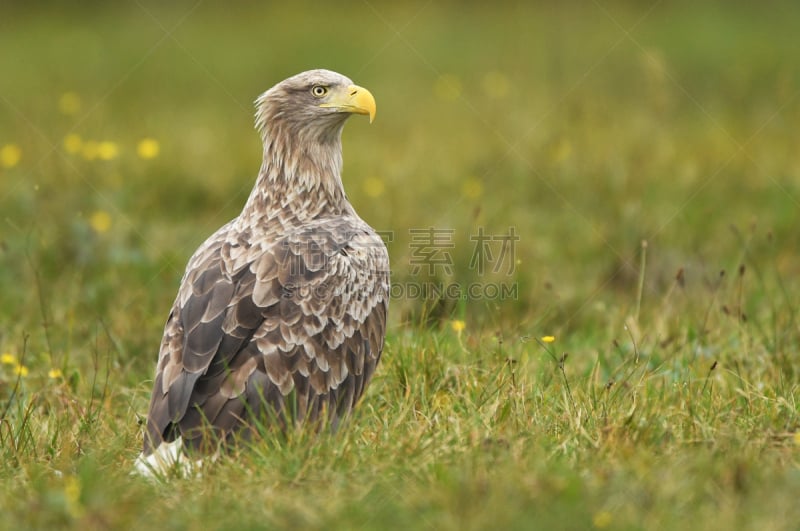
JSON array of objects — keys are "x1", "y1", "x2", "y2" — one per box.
[{"x1": 255, "y1": 69, "x2": 376, "y2": 145}]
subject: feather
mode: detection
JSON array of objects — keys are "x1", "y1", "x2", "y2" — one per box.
[{"x1": 138, "y1": 70, "x2": 388, "y2": 473}]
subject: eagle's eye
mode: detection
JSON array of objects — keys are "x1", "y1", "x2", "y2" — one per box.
[{"x1": 311, "y1": 85, "x2": 328, "y2": 98}]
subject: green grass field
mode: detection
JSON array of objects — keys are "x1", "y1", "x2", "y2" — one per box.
[{"x1": 2, "y1": 1, "x2": 800, "y2": 529}]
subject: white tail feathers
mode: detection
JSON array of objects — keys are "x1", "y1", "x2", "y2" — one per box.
[{"x1": 132, "y1": 438, "x2": 211, "y2": 479}]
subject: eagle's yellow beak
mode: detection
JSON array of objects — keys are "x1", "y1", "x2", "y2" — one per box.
[{"x1": 320, "y1": 84, "x2": 376, "y2": 123}]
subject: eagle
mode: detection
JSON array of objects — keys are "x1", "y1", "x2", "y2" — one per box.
[{"x1": 135, "y1": 70, "x2": 389, "y2": 476}]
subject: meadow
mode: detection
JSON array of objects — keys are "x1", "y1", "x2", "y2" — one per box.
[{"x1": 1, "y1": 1, "x2": 799, "y2": 529}]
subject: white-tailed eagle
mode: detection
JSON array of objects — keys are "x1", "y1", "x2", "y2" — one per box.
[{"x1": 135, "y1": 70, "x2": 389, "y2": 476}]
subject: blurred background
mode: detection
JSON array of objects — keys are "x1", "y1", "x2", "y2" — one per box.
[{"x1": 1, "y1": 1, "x2": 799, "y2": 380}]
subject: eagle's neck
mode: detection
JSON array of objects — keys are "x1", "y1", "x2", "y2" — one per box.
[{"x1": 239, "y1": 121, "x2": 348, "y2": 226}]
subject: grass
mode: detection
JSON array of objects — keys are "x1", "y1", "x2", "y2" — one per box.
[{"x1": 1, "y1": 1, "x2": 800, "y2": 529}]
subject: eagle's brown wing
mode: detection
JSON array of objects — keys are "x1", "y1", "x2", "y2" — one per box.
[{"x1": 143, "y1": 220, "x2": 389, "y2": 453}]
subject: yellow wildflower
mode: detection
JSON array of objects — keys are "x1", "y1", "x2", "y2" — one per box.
[
  {"x1": 0, "y1": 143, "x2": 22, "y2": 168},
  {"x1": 434, "y1": 74, "x2": 462, "y2": 102},
  {"x1": 136, "y1": 138, "x2": 160, "y2": 159},
  {"x1": 592, "y1": 511, "x2": 612, "y2": 529},
  {"x1": 362, "y1": 177, "x2": 385, "y2": 198},
  {"x1": 64, "y1": 475, "x2": 84, "y2": 518},
  {"x1": 451, "y1": 320, "x2": 466, "y2": 333},
  {"x1": 1, "y1": 353, "x2": 17, "y2": 365},
  {"x1": 89, "y1": 210, "x2": 112, "y2": 234},
  {"x1": 48, "y1": 368, "x2": 64, "y2": 379},
  {"x1": 541, "y1": 336, "x2": 555, "y2": 343},
  {"x1": 14, "y1": 365, "x2": 29, "y2": 377},
  {"x1": 58, "y1": 92, "x2": 82, "y2": 115},
  {"x1": 97, "y1": 141, "x2": 119, "y2": 160},
  {"x1": 461, "y1": 177, "x2": 483, "y2": 199},
  {"x1": 63, "y1": 134, "x2": 82, "y2": 154}
]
